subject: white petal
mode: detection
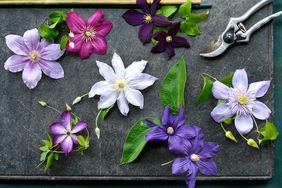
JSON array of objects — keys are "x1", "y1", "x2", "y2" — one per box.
[
  {"x1": 212, "y1": 81, "x2": 231, "y2": 100},
  {"x1": 124, "y1": 87, "x2": 144, "y2": 109},
  {"x1": 235, "y1": 114, "x2": 253, "y2": 135},
  {"x1": 210, "y1": 104, "x2": 234, "y2": 123},
  {"x1": 111, "y1": 52, "x2": 125, "y2": 77},
  {"x1": 89, "y1": 81, "x2": 115, "y2": 98},
  {"x1": 252, "y1": 101, "x2": 271, "y2": 120},
  {"x1": 248, "y1": 81, "x2": 270, "y2": 98},
  {"x1": 125, "y1": 60, "x2": 147, "y2": 79},
  {"x1": 117, "y1": 92, "x2": 129, "y2": 116},
  {"x1": 98, "y1": 92, "x2": 118, "y2": 109},
  {"x1": 128, "y1": 73, "x2": 158, "y2": 90},
  {"x1": 96, "y1": 61, "x2": 117, "y2": 83},
  {"x1": 232, "y1": 69, "x2": 248, "y2": 91}
]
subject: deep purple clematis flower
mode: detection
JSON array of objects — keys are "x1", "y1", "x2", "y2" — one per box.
[
  {"x1": 151, "y1": 22, "x2": 190, "y2": 58},
  {"x1": 66, "y1": 11, "x2": 113, "y2": 59},
  {"x1": 49, "y1": 111, "x2": 88, "y2": 155},
  {"x1": 211, "y1": 69, "x2": 271, "y2": 135},
  {"x1": 172, "y1": 126, "x2": 220, "y2": 188},
  {"x1": 122, "y1": 0, "x2": 171, "y2": 44},
  {"x1": 145, "y1": 106, "x2": 195, "y2": 153},
  {"x1": 4, "y1": 28, "x2": 65, "y2": 89}
]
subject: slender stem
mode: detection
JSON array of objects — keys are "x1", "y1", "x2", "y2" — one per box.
[
  {"x1": 202, "y1": 73, "x2": 217, "y2": 81},
  {"x1": 46, "y1": 105, "x2": 61, "y2": 114},
  {"x1": 81, "y1": 93, "x2": 89, "y2": 98},
  {"x1": 220, "y1": 123, "x2": 227, "y2": 132},
  {"x1": 239, "y1": 132, "x2": 248, "y2": 141},
  {"x1": 71, "y1": 112, "x2": 81, "y2": 120},
  {"x1": 161, "y1": 160, "x2": 174, "y2": 166},
  {"x1": 251, "y1": 115, "x2": 261, "y2": 141},
  {"x1": 95, "y1": 110, "x2": 102, "y2": 128}
]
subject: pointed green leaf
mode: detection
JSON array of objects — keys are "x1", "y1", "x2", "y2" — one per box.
[
  {"x1": 44, "y1": 153, "x2": 55, "y2": 174},
  {"x1": 40, "y1": 151, "x2": 49, "y2": 162},
  {"x1": 179, "y1": 0, "x2": 192, "y2": 18},
  {"x1": 221, "y1": 72, "x2": 234, "y2": 87},
  {"x1": 180, "y1": 20, "x2": 200, "y2": 36},
  {"x1": 223, "y1": 117, "x2": 234, "y2": 125},
  {"x1": 72, "y1": 116, "x2": 79, "y2": 126},
  {"x1": 188, "y1": 13, "x2": 209, "y2": 23},
  {"x1": 258, "y1": 120, "x2": 279, "y2": 144},
  {"x1": 49, "y1": 11, "x2": 67, "y2": 24},
  {"x1": 196, "y1": 75, "x2": 213, "y2": 104},
  {"x1": 60, "y1": 35, "x2": 69, "y2": 50},
  {"x1": 100, "y1": 105, "x2": 114, "y2": 120},
  {"x1": 40, "y1": 145, "x2": 49, "y2": 152},
  {"x1": 39, "y1": 24, "x2": 59, "y2": 40},
  {"x1": 156, "y1": 6, "x2": 178, "y2": 17}
]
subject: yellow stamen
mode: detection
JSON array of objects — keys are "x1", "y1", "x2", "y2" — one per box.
[
  {"x1": 115, "y1": 80, "x2": 126, "y2": 91},
  {"x1": 167, "y1": 127, "x2": 174, "y2": 135},
  {"x1": 237, "y1": 94, "x2": 249, "y2": 105},
  {"x1": 29, "y1": 51, "x2": 41, "y2": 62},
  {"x1": 190, "y1": 154, "x2": 200, "y2": 162},
  {"x1": 144, "y1": 14, "x2": 152, "y2": 24},
  {"x1": 166, "y1": 36, "x2": 173, "y2": 43}
]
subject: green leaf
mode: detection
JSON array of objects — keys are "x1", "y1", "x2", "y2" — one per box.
[
  {"x1": 39, "y1": 24, "x2": 59, "y2": 40},
  {"x1": 258, "y1": 120, "x2": 279, "y2": 144},
  {"x1": 72, "y1": 116, "x2": 79, "y2": 126},
  {"x1": 44, "y1": 153, "x2": 55, "y2": 174},
  {"x1": 156, "y1": 6, "x2": 178, "y2": 17},
  {"x1": 54, "y1": 153, "x2": 59, "y2": 160},
  {"x1": 180, "y1": 20, "x2": 200, "y2": 36},
  {"x1": 49, "y1": 11, "x2": 67, "y2": 24},
  {"x1": 40, "y1": 151, "x2": 49, "y2": 162},
  {"x1": 223, "y1": 117, "x2": 234, "y2": 125},
  {"x1": 120, "y1": 118, "x2": 161, "y2": 164},
  {"x1": 100, "y1": 105, "x2": 114, "y2": 120},
  {"x1": 188, "y1": 13, "x2": 209, "y2": 23},
  {"x1": 77, "y1": 135, "x2": 89, "y2": 149},
  {"x1": 40, "y1": 145, "x2": 49, "y2": 152},
  {"x1": 60, "y1": 35, "x2": 69, "y2": 50},
  {"x1": 221, "y1": 72, "x2": 234, "y2": 87},
  {"x1": 196, "y1": 75, "x2": 213, "y2": 104},
  {"x1": 179, "y1": 0, "x2": 191, "y2": 18},
  {"x1": 160, "y1": 58, "x2": 186, "y2": 115},
  {"x1": 42, "y1": 139, "x2": 52, "y2": 148}
]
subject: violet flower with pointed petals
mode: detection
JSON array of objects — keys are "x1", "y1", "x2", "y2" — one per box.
[
  {"x1": 145, "y1": 106, "x2": 195, "y2": 154},
  {"x1": 49, "y1": 111, "x2": 88, "y2": 155},
  {"x1": 151, "y1": 22, "x2": 190, "y2": 58},
  {"x1": 4, "y1": 28, "x2": 65, "y2": 89},
  {"x1": 211, "y1": 69, "x2": 271, "y2": 135},
  {"x1": 171, "y1": 126, "x2": 220, "y2": 188},
  {"x1": 122, "y1": 0, "x2": 171, "y2": 44},
  {"x1": 66, "y1": 11, "x2": 113, "y2": 59}
]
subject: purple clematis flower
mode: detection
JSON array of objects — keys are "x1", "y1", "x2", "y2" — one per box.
[
  {"x1": 211, "y1": 69, "x2": 271, "y2": 135},
  {"x1": 49, "y1": 111, "x2": 88, "y2": 155},
  {"x1": 172, "y1": 126, "x2": 220, "y2": 188},
  {"x1": 151, "y1": 22, "x2": 190, "y2": 58},
  {"x1": 122, "y1": 0, "x2": 171, "y2": 44},
  {"x1": 145, "y1": 106, "x2": 195, "y2": 154},
  {"x1": 66, "y1": 10, "x2": 113, "y2": 59},
  {"x1": 4, "y1": 28, "x2": 65, "y2": 89}
]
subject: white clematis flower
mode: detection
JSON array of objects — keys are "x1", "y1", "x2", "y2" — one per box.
[{"x1": 89, "y1": 53, "x2": 158, "y2": 116}]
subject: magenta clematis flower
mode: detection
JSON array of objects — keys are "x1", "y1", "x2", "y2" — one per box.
[
  {"x1": 151, "y1": 22, "x2": 190, "y2": 58},
  {"x1": 4, "y1": 28, "x2": 65, "y2": 89},
  {"x1": 172, "y1": 126, "x2": 220, "y2": 188},
  {"x1": 66, "y1": 10, "x2": 113, "y2": 59},
  {"x1": 49, "y1": 111, "x2": 88, "y2": 155},
  {"x1": 122, "y1": 0, "x2": 171, "y2": 44},
  {"x1": 211, "y1": 69, "x2": 271, "y2": 135}
]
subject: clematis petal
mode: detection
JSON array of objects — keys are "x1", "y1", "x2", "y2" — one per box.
[
  {"x1": 174, "y1": 106, "x2": 186, "y2": 127},
  {"x1": 91, "y1": 36, "x2": 107, "y2": 55},
  {"x1": 199, "y1": 142, "x2": 220, "y2": 159},
  {"x1": 248, "y1": 81, "x2": 271, "y2": 98},
  {"x1": 95, "y1": 20, "x2": 113, "y2": 37},
  {"x1": 124, "y1": 87, "x2": 144, "y2": 109},
  {"x1": 23, "y1": 28, "x2": 40, "y2": 50},
  {"x1": 190, "y1": 126, "x2": 205, "y2": 154},
  {"x1": 176, "y1": 125, "x2": 196, "y2": 139},
  {"x1": 5, "y1": 35, "x2": 29, "y2": 55},
  {"x1": 137, "y1": 0, "x2": 150, "y2": 14},
  {"x1": 38, "y1": 39, "x2": 50, "y2": 50},
  {"x1": 128, "y1": 73, "x2": 157, "y2": 90},
  {"x1": 234, "y1": 114, "x2": 253, "y2": 135},
  {"x1": 185, "y1": 163, "x2": 198, "y2": 188},
  {"x1": 168, "y1": 136, "x2": 192, "y2": 154},
  {"x1": 71, "y1": 135, "x2": 79, "y2": 145},
  {"x1": 232, "y1": 69, "x2": 248, "y2": 91},
  {"x1": 98, "y1": 91, "x2": 118, "y2": 109},
  {"x1": 125, "y1": 60, "x2": 147, "y2": 79},
  {"x1": 172, "y1": 157, "x2": 191, "y2": 175},
  {"x1": 49, "y1": 122, "x2": 66, "y2": 135},
  {"x1": 112, "y1": 52, "x2": 125, "y2": 77},
  {"x1": 96, "y1": 61, "x2": 117, "y2": 82},
  {"x1": 117, "y1": 92, "x2": 129, "y2": 116},
  {"x1": 152, "y1": 14, "x2": 171, "y2": 26},
  {"x1": 41, "y1": 44, "x2": 65, "y2": 61},
  {"x1": 172, "y1": 36, "x2": 190, "y2": 48},
  {"x1": 66, "y1": 12, "x2": 86, "y2": 33},
  {"x1": 212, "y1": 81, "x2": 231, "y2": 100},
  {"x1": 61, "y1": 136, "x2": 74, "y2": 154},
  {"x1": 79, "y1": 41, "x2": 93, "y2": 59},
  {"x1": 152, "y1": 31, "x2": 167, "y2": 41},
  {"x1": 71, "y1": 120, "x2": 88, "y2": 133},
  {"x1": 39, "y1": 60, "x2": 64, "y2": 79},
  {"x1": 150, "y1": 0, "x2": 161, "y2": 15},
  {"x1": 87, "y1": 10, "x2": 103, "y2": 26},
  {"x1": 252, "y1": 101, "x2": 271, "y2": 120},
  {"x1": 198, "y1": 160, "x2": 217, "y2": 175},
  {"x1": 66, "y1": 35, "x2": 83, "y2": 52},
  {"x1": 122, "y1": 9, "x2": 145, "y2": 26},
  {"x1": 144, "y1": 119, "x2": 158, "y2": 127},
  {"x1": 138, "y1": 23, "x2": 153, "y2": 44},
  {"x1": 60, "y1": 111, "x2": 72, "y2": 131},
  {"x1": 211, "y1": 104, "x2": 234, "y2": 123},
  {"x1": 151, "y1": 41, "x2": 166, "y2": 53},
  {"x1": 168, "y1": 22, "x2": 181, "y2": 36},
  {"x1": 89, "y1": 81, "x2": 115, "y2": 98},
  {"x1": 53, "y1": 135, "x2": 67, "y2": 145},
  {"x1": 166, "y1": 44, "x2": 175, "y2": 58},
  {"x1": 22, "y1": 63, "x2": 42, "y2": 89},
  {"x1": 4, "y1": 55, "x2": 29, "y2": 73},
  {"x1": 146, "y1": 126, "x2": 168, "y2": 142},
  {"x1": 162, "y1": 106, "x2": 173, "y2": 126}
]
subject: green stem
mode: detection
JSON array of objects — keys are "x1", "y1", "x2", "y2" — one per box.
[
  {"x1": 161, "y1": 160, "x2": 174, "y2": 166},
  {"x1": 46, "y1": 105, "x2": 61, "y2": 114},
  {"x1": 81, "y1": 93, "x2": 89, "y2": 98},
  {"x1": 95, "y1": 110, "x2": 103, "y2": 128},
  {"x1": 239, "y1": 132, "x2": 248, "y2": 141},
  {"x1": 71, "y1": 112, "x2": 81, "y2": 120},
  {"x1": 251, "y1": 115, "x2": 261, "y2": 141},
  {"x1": 220, "y1": 123, "x2": 227, "y2": 132},
  {"x1": 202, "y1": 73, "x2": 217, "y2": 81}
]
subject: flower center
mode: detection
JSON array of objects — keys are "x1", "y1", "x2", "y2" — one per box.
[
  {"x1": 237, "y1": 94, "x2": 249, "y2": 105},
  {"x1": 84, "y1": 30, "x2": 95, "y2": 40},
  {"x1": 29, "y1": 51, "x2": 41, "y2": 62},
  {"x1": 66, "y1": 131, "x2": 71, "y2": 136},
  {"x1": 190, "y1": 154, "x2": 200, "y2": 162},
  {"x1": 166, "y1": 127, "x2": 174, "y2": 135},
  {"x1": 144, "y1": 14, "x2": 152, "y2": 24},
  {"x1": 166, "y1": 36, "x2": 173, "y2": 43},
  {"x1": 115, "y1": 80, "x2": 126, "y2": 91}
]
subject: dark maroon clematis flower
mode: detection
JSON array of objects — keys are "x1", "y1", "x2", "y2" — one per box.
[
  {"x1": 151, "y1": 22, "x2": 190, "y2": 58},
  {"x1": 122, "y1": 0, "x2": 171, "y2": 44}
]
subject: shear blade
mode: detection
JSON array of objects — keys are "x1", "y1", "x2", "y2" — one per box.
[{"x1": 200, "y1": 36, "x2": 226, "y2": 58}]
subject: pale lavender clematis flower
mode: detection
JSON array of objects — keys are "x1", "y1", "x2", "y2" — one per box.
[
  {"x1": 49, "y1": 111, "x2": 88, "y2": 155},
  {"x1": 4, "y1": 28, "x2": 65, "y2": 89},
  {"x1": 211, "y1": 69, "x2": 271, "y2": 135}
]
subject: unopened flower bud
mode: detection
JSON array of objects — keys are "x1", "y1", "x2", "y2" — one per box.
[
  {"x1": 95, "y1": 127, "x2": 100, "y2": 139},
  {"x1": 247, "y1": 139, "x2": 259, "y2": 149},
  {"x1": 69, "y1": 32, "x2": 74, "y2": 38},
  {"x1": 225, "y1": 131, "x2": 237, "y2": 143},
  {"x1": 65, "y1": 103, "x2": 72, "y2": 111},
  {"x1": 72, "y1": 96, "x2": 82, "y2": 105},
  {"x1": 69, "y1": 42, "x2": 75, "y2": 49},
  {"x1": 38, "y1": 101, "x2": 47, "y2": 107}
]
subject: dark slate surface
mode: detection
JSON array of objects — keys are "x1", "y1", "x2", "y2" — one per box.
[{"x1": 0, "y1": 0, "x2": 274, "y2": 181}]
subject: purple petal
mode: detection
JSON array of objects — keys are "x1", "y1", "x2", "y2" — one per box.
[
  {"x1": 166, "y1": 44, "x2": 175, "y2": 58},
  {"x1": 234, "y1": 114, "x2": 253, "y2": 135},
  {"x1": 23, "y1": 28, "x2": 40, "y2": 50},
  {"x1": 50, "y1": 122, "x2": 66, "y2": 135},
  {"x1": 150, "y1": 0, "x2": 161, "y2": 15},
  {"x1": 168, "y1": 22, "x2": 180, "y2": 36},
  {"x1": 53, "y1": 135, "x2": 67, "y2": 145},
  {"x1": 174, "y1": 106, "x2": 186, "y2": 127},
  {"x1": 176, "y1": 125, "x2": 196, "y2": 139},
  {"x1": 162, "y1": 106, "x2": 173, "y2": 126},
  {"x1": 172, "y1": 157, "x2": 191, "y2": 175},
  {"x1": 251, "y1": 101, "x2": 271, "y2": 120},
  {"x1": 66, "y1": 35, "x2": 83, "y2": 52},
  {"x1": 60, "y1": 111, "x2": 72, "y2": 131},
  {"x1": 5, "y1": 35, "x2": 29, "y2": 55},
  {"x1": 66, "y1": 12, "x2": 86, "y2": 33},
  {"x1": 146, "y1": 126, "x2": 168, "y2": 142},
  {"x1": 168, "y1": 136, "x2": 192, "y2": 154},
  {"x1": 152, "y1": 31, "x2": 167, "y2": 41},
  {"x1": 91, "y1": 36, "x2": 107, "y2": 55},
  {"x1": 87, "y1": 10, "x2": 103, "y2": 26},
  {"x1": 95, "y1": 19, "x2": 113, "y2": 37},
  {"x1": 137, "y1": 0, "x2": 150, "y2": 14},
  {"x1": 38, "y1": 39, "x2": 50, "y2": 50},
  {"x1": 61, "y1": 136, "x2": 74, "y2": 154},
  {"x1": 212, "y1": 81, "x2": 231, "y2": 100},
  {"x1": 122, "y1": 9, "x2": 145, "y2": 26},
  {"x1": 185, "y1": 163, "x2": 198, "y2": 188},
  {"x1": 198, "y1": 142, "x2": 220, "y2": 159},
  {"x1": 138, "y1": 23, "x2": 153, "y2": 44},
  {"x1": 71, "y1": 120, "x2": 88, "y2": 134},
  {"x1": 210, "y1": 104, "x2": 234, "y2": 123},
  {"x1": 232, "y1": 69, "x2": 248, "y2": 91},
  {"x1": 248, "y1": 81, "x2": 270, "y2": 98},
  {"x1": 22, "y1": 63, "x2": 42, "y2": 89},
  {"x1": 71, "y1": 135, "x2": 79, "y2": 145},
  {"x1": 144, "y1": 119, "x2": 158, "y2": 127},
  {"x1": 153, "y1": 14, "x2": 171, "y2": 26},
  {"x1": 172, "y1": 36, "x2": 190, "y2": 48},
  {"x1": 39, "y1": 60, "x2": 64, "y2": 79},
  {"x1": 151, "y1": 41, "x2": 166, "y2": 53},
  {"x1": 78, "y1": 41, "x2": 93, "y2": 59},
  {"x1": 4, "y1": 55, "x2": 29, "y2": 73},
  {"x1": 41, "y1": 44, "x2": 65, "y2": 61},
  {"x1": 197, "y1": 160, "x2": 217, "y2": 175},
  {"x1": 190, "y1": 126, "x2": 204, "y2": 154}
]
